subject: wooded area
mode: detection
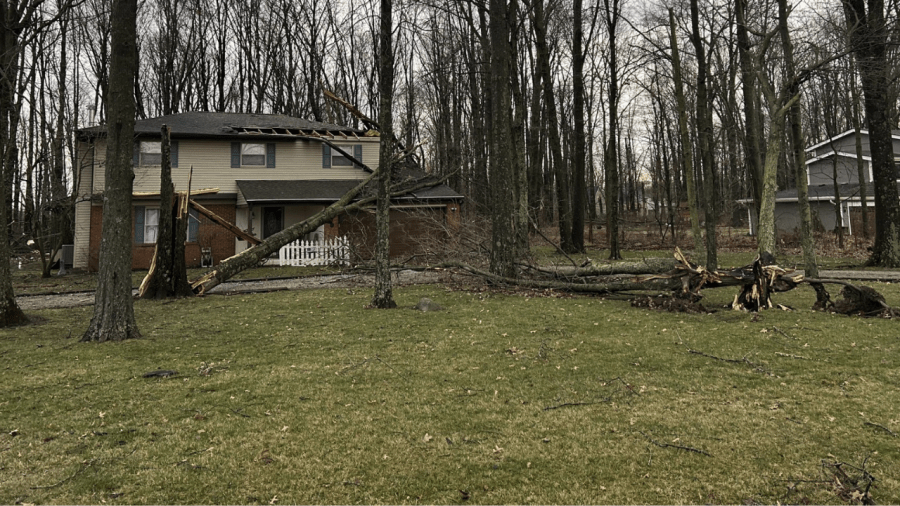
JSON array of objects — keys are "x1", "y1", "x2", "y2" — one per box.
[{"x1": 3, "y1": 0, "x2": 900, "y2": 331}]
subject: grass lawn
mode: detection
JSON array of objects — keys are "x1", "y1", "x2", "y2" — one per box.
[{"x1": 2, "y1": 279, "x2": 900, "y2": 504}]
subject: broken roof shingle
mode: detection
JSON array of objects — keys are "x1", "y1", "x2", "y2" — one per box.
[{"x1": 78, "y1": 111, "x2": 365, "y2": 139}]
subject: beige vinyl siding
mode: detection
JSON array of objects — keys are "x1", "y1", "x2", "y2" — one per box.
[
  {"x1": 92, "y1": 137, "x2": 380, "y2": 194},
  {"x1": 73, "y1": 141, "x2": 98, "y2": 269}
]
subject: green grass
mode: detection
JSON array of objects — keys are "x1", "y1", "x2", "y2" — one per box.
[{"x1": 3, "y1": 281, "x2": 900, "y2": 504}]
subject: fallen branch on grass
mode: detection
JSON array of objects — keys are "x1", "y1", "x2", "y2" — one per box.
[
  {"x1": 638, "y1": 431, "x2": 710, "y2": 457},
  {"x1": 863, "y1": 421, "x2": 897, "y2": 437}
]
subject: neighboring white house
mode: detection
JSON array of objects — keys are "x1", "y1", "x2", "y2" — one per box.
[{"x1": 739, "y1": 129, "x2": 900, "y2": 237}]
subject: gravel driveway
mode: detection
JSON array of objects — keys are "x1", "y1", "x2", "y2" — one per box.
[{"x1": 17, "y1": 269, "x2": 450, "y2": 311}]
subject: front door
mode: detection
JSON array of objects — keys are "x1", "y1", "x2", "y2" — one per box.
[{"x1": 262, "y1": 207, "x2": 284, "y2": 239}]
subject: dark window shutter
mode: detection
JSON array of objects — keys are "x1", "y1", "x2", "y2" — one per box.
[
  {"x1": 231, "y1": 142, "x2": 241, "y2": 168},
  {"x1": 171, "y1": 141, "x2": 179, "y2": 168},
  {"x1": 322, "y1": 144, "x2": 331, "y2": 168},
  {"x1": 353, "y1": 144, "x2": 363, "y2": 163},
  {"x1": 133, "y1": 142, "x2": 140, "y2": 166},
  {"x1": 266, "y1": 143, "x2": 276, "y2": 168},
  {"x1": 187, "y1": 208, "x2": 200, "y2": 242},
  {"x1": 134, "y1": 206, "x2": 145, "y2": 243}
]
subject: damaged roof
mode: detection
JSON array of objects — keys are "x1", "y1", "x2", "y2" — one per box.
[{"x1": 78, "y1": 111, "x2": 366, "y2": 139}]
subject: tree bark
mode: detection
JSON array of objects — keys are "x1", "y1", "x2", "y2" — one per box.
[
  {"x1": 604, "y1": 0, "x2": 621, "y2": 260},
  {"x1": 371, "y1": 0, "x2": 396, "y2": 309},
  {"x1": 844, "y1": 0, "x2": 900, "y2": 267},
  {"x1": 689, "y1": 0, "x2": 717, "y2": 270},
  {"x1": 736, "y1": 0, "x2": 764, "y2": 221},
  {"x1": 82, "y1": 0, "x2": 140, "y2": 342},
  {"x1": 0, "y1": 0, "x2": 28, "y2": 326},
  {"x1": 487, "y1": 0, "x2": 519, "y2": 278},
  {"x1": 778, "y1": 0, "x2": 818, "y2": 278},
  {"x1": 571, "y1": 0, "x2": 586, "y2": 252}
]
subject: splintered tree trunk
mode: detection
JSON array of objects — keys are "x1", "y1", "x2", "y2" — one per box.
[
  {"x1": 82, "y1": 0, "x2": 140, "y2": 342},
  {"x1": 371, "y1": 0, "x2": 396, "y2": 309},
  {"x1": 140, "y1": 125, "x2": 192, "y2": 299}
]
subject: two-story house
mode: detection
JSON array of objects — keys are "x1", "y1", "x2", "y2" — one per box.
[
  {"x1": 73, "y1": 112, "x2": 463, "y2": 271},
  {"x1": 741, "y1": 129, "x2": 900, "y2": 237}
]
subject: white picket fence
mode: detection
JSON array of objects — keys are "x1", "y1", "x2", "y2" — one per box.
[{"x1": 279, "y1": 236, "x2": 350, "y2": 266}]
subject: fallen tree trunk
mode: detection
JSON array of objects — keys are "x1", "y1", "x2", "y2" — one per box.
[
  {"x1": 447, "y1": 248, "x2": 897, "y2": 318},
  {"x1": 527, "y1": 257, "x2": 677, "y2": 278},
  {"x1": 190, "y1": 173, "x2": 451, "y2": 294}
]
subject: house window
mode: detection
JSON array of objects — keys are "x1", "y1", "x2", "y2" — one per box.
[
  {"x1": 140, "y1": 142, "x2": 161, "y2": 165},
  {"x1": 133, "y1": 140, "x2": 179, "y2": 166},
  {"x1": 322, "y1": 144, "x2": 363, "y2": 168},
  {"x1": 187, "y1": 208, "x2": 200, "y2": 242},
  {"x1": 231, "y1": 142, "x2": 276, "y2": 168},
  {"x1": 136, "y1": 206, "x2": 200, "y2": 243},
  {"x1": 134, "y1": 206, "x2": 159, "y2": 244}
]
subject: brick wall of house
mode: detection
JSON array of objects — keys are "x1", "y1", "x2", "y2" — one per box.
[
  {"x1": 88, "y1": 203, "x2": 239, "y2": 271},
  {"x1": 339, "y1": 205, "x2": 456, "y2": 261}
]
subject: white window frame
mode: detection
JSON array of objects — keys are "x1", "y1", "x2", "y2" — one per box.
[{"x1": 144, "y1": 207, "x2": 159, "y2": 244}]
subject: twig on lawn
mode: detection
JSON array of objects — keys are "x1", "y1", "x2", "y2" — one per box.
[
  {"x1": 864, "y1": 421, "x2": 897, "y2": 437},
  {"x1": 688, "y1": 349, "x2": 772, "y2": 375},
  {"x1": 230, "y1": 408, "x2": 251, "y2": 418},
  {"x1": 30, "y1": 459, "x2": 96, "y2": 489},
  {"x1": 772, "y1": 326, "x2": 797, "y2": 339},
  {"x1": 638, "y1": 431, "x2": 710, "y2": 457},
  {"x1": 374, "y1": 355, "x2": 405, "y2": 376},
  {"x1": 543, "y1": 401, "x2": 603, "y2": 411},
  {"x1": 688, "y1": 349, "x2": 749, "y2": 364}
]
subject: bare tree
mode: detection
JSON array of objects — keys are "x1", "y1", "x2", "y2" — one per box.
[
  {"x1": 371, "y1": 0, "x2": 396, "y2": 308},
  {"x1": 843, "y1": 0, "x2": 900, "y2": 267},
  {"x1": 81, "y1": 0, "x2": 140, "y2": 341}
]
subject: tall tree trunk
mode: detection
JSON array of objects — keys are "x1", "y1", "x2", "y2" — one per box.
[
  {"x1": 371, "y1": 0, "x2": 396, "y2": 309},
  {"x1": 778, "y1": 0, "x2": 818, "y2": 278},
  {"x1": 689, "y1": 0, "x2": 717, "y2": 270},
  {"x1": 844, "y1": 0, "x2": 900, "y2": 266},
  {"x1": 82, "y1": 0, "x2": 140, "y2": 342},
  {"x1": 849, "y1": 59, "x2": 870, "y2": 239},
  {"x1": 488, "y1": 0, "x2": 519, "y2": 277},
  {"x1": 533, "y1": 0, "x2": 572, "y2": 253},
  {"x1": 668, "y1": 8, "x2": 704, "y2": 261},
  {"x1": 604, "y1": 0, "x2": 621, "y2": 260},
  {"x1": 736, "y1": 0, "x2": 764, "y2": 220},
  {"x1": 570, "y1": 0, "x2": 586, "y2": 252},
  {"x1": 0, "y1": 0, "x2": 27, "y2": 326}
]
